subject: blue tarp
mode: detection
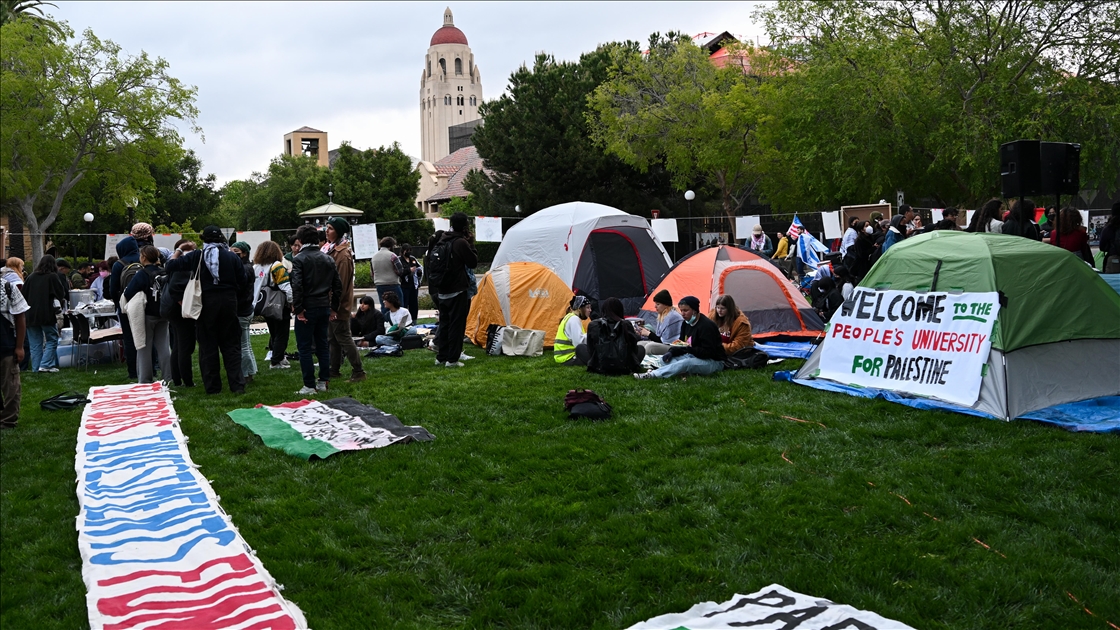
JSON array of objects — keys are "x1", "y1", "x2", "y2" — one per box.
[
  {"x1": 1100, "y1": 273, "x2": 1120, "y2": 297},
  {"x1": 774, "y1": 372, "x2": 1120, "y2": 433},
  {"x1": 755, "y1": 341, "x2": 817, "y2": 360}
]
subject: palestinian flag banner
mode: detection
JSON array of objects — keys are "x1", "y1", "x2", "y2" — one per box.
[
  {"x1": 76, "y1": 383, "x2": 307, "y2": 630},
  {"x1": 626, "y1": 583, "x2": 914, "y2": 629},
  {"x1": 227, "y1": 397, "x2": 434, "y2": 460}
]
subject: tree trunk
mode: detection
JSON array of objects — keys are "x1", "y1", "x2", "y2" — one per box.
[{"x1": 18, "y1": 198, "x2": 44, "y2": 266}]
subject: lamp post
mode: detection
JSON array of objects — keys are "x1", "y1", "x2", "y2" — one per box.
[
  {"x1": 684, "y1": 190, "x2": 695, "y2": 252},
  {"x1": 515, "y1": 205, "x2": 521, "y2": 214},
  {"x1": 83, "y1": 212, "x2": 94, "y2": 265}
]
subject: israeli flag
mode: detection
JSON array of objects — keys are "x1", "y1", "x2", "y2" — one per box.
[{"x1": 797, "y1": 231, "x2": 830, "y2": 273}]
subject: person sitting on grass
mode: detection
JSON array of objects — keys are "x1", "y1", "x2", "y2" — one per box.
[
  {"x1": 575, "y1": 297, "x2": 644, "y2": 375},
  {"x1": 709, "y1": 294, "x2": 753, "y2": 356},
  {"x1": 351, "y1": 295, "x2": 386, "y2": 346},
  {"x1": 554, "y1": 295, "x2": 591, "y2": 365},
  {"x1": 635, "y1": 295, "x2": 725, "y2": 380},
  {"x1": 364, "y1": 290, "x2": 414, "y2": 347},
  {"x1": 637, "y1": 289, "x2": 683, "y2": 356}
]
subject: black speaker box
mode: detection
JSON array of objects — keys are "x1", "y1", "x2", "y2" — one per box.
[
  {"x1": 1000, "y1": 140, "x2": 1041, "y2": 198},
  {"x1": 1040, "y1": 142, "x2": 1081, "y2": 196}
]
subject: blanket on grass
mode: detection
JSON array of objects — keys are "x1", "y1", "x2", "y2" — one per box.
[
  {"x1": 76, "y1": 383, "x2": 307, "y2": 630},
  {"x1": 626, "y1": 583, "x2": 914, "y2": 629},
  {"x1": 227, "y1": 397, "x2": 434, "y2": 460}
]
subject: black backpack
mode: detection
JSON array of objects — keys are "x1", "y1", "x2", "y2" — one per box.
[
  {"x1": 118, "y1": 262, "x2": 144, "y2": 298},
  {"x1": 141, "y1": 266, "x2": 166, "y2": 314},
  {"x1": 590, "y1": 319, "x2": 632, "y2": 375},
  {"x1": 426, "y1": 236, "x2": 460, "y2": 291}
]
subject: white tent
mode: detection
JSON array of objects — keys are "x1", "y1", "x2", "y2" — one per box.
[{"x1": 491, "y1": 202, "x2": 672, "y2": 313}]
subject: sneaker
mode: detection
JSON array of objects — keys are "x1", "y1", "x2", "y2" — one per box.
[
  {"x1": 316, "y1": 380, "x2": 329, "y2": 392},
  {"x1": 38, "y1": 367, "x2": 60, "y2": 373},
  {"x1": 434, "y1": 359, "x2": 444, "y2": 366},
  {"x1": 634, "y1": 371, "x2": 656, "y2": 380},
  {"x1": 348, "y1": 372, "x2": 367, "y2": 383},
  {"x1": 459, "y1": 353, "x2": 474, "y2": 361},
  {"x1": 296, "y1": 386, "x2": 317, "y2": 396},
  {"x1": 445, "y1": 361, "x2": 465, "y2": 368},
  {"x1": 270, "y1": 362, "x2": 290, "y2": 369},
  {"x1": 264, "y1": 350, "x2": 273, "y2": 361},
  {"x1": 279, "y1": 358, "x2": 291, "y2": 368}
]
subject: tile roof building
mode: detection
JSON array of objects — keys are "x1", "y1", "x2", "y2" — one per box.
[{"x1": 416, "y1": 146, "x2": 490, "y2": 216}]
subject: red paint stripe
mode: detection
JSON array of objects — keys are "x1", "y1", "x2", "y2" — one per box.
[{"x1": 98, "y1": 555, "x2": 256, "y2": 587}]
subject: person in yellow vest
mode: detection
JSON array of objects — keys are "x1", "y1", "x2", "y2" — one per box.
[{"x1": 554, "y1": 295, "x2": 592, "y2": 365}]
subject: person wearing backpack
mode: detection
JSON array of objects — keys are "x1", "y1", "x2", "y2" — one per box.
[
  {"x1": 123, "y1": 245, "x2": 172, "y2": 384},
  {"x1": 635, "y1": 295, "x2": 725, "y2": 380},
  {"x1": 1, "y1": 274, "x2": 30, "y2": 428},
  {"x1": 431, "y1": 213, "x2": 477, "y2": 367},
  {"x1": 166, "y1": 240, "x2": 198, "y2": 387},
  {"x1": 252, "y1": 240, "x2": 293, "y2": 369},
  {"x1": 577, "y1": 297, "x2": 644, "y2": 375}
]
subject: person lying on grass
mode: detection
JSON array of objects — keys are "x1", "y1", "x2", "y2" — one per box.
[{"x1": 635, "y1": 295, "x2": 725, "y2": 380}]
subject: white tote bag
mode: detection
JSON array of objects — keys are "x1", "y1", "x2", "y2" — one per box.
[
  {"x1": 500, "y1": 325, "x2": 545, "y2": 357},
  {"x1": 181, "y1": 252, "x2": 204, "y2": 320}
]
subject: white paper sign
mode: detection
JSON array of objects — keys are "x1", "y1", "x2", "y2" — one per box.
[
  {"x1": 235, "y1": 231, "x2": 273, "y2": 258},
  {"x1": 432, "y1": 218, "x2": 450, "y2": 232},
  {"x1": 966, "y1": 210, "x2": 975, "y2": 227},
  {"x1": 817, "y1": 289, "x2": 1000, "y2": 407},
  {"x1": 152, "y1": 233, "x2": 182, "y2": 251},
  {"x1": 104, "y1": 234, "x2": 127, "y2": 260},
  {"x1": 475, "y1": 216, "x2": 503, "y2": 242},
  {"x1": 931, "y1": 208, "x2": 945, "y2": 223},
  {"x1": 1079, "y1": 210, "x2": 1089, "y2": 228},
  {"x1": 734, "y1": 216, "x2": 760, "y2": 241},
  {"x1": 351, "y1": 223, "x2": 379, "y2": 259},
  {"x1": 650, "y1": 219, "x2": 679, "y2": 243},
  {"x1": 821, "y1": 211, "x2": 843, "y2": 239}
]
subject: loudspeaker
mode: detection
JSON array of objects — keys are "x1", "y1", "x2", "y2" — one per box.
[
  {"x1": 1000, "y1": 140, "x2": 1041, "y2": 198},
  {"x1": 1040, "y1": 142, "x2": 1080, "y2": 196}
]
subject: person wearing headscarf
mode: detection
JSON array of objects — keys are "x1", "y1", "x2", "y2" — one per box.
[
  {"x1": 322, "y1": 217, "x2": 365, "y2": 382},
  {"x1": 576, "y1": 296, "x2": 645, "y2": 375},
  {"x1": 554, "y1": 295, "x2": 592, "y2": 365},
  {"x1": 635, "y1": 295, "x2": 725, "y2": 380},
  {"x1": 742, "y1": 224, "x2": 773, "y2": 257},
  {"x1": 637, "y1": 289, "x2": 684, "y2": 356},
  {"x1": 164, "y1": 226, "x2": 248, "y2": 394}
]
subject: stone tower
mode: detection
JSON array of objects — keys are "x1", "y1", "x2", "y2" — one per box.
[{"x1": 420, "y1": 7, "x2": 483, "y2": 163}]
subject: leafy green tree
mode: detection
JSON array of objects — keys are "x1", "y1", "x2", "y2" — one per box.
[
  {"x1": 437, "y1": 194, "x2": 477, "y2": 218},
  {"x1": 329, "y1": 142, "x2": 427, "y2": 244},
  {"x1": 0, "y1": 0, "x2": 62, "y2": 36},
  {"x1": 148, "y1": 149, "x2": 222, "y2": 228},
  {"x1": 754, "y1": 0, "x2": 1120, "y2": 208},
  {"x1": 589, "y1": 34, "x2": 767, "y2": 239},
  {"x1": 467, "y1": 47, "x2": 675, "y2": 217},
  {"x1": 1, "y1": 20, "x2": 199, "y2": 262},
  {"x1": 234, "y1": 154, "x2": 321, "y2": 231}
]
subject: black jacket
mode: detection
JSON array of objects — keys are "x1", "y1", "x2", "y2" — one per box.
[
  {"x1": 23, "y1": 271, "x2": 68, "y2": 327},
  {"x1": 436, "y1": 231, "x2": 478, "y2": 294},
  {"x1": 123, "y1": 264, "x2": 165, "y2": 318},
  {"x1": 678, "y1": 314, "x2": 726, "y2": 361},
  {"x1": 108, "y1": 236, "x2": 142, "y2": 304},
  {"x1": 585, "y1": 317, "x2": 643, "y2": 375},
  {"x1": 236, "y1": 259, "x2": 255, "y2": 317},
  {"x1": 350, "y1": 307, "x2": 385, "y2": 341},
  {"x1": 290, "y1": 248, "x2": 341, "y2": 314},
  {"x1": 164, "y1": 247, "x2": 247, "y2": 296}
]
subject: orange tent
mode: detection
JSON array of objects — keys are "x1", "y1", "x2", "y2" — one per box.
[
  {"x1": 641, "y1": 245, "x2": 825, "y2": 340},
  {"x1": 466, "y1": 262, "x2": 574, "y2": 348}
]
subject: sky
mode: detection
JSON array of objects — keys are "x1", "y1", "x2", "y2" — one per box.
[{"x1": 56, "y1": 1, "x2": 769, "y2": 186}]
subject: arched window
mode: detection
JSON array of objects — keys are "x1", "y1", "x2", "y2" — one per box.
[
  {"x1": 445, "y1": 95, "x2": 451, "y2": 105},
  {"x1": 438, "y1": 58, "x2": 446, "y2": 75},
  {"x1": 427, "y1": 59, "x2": 431, "y2": 77},
  {"x1": 454, "y1": 58, "x2": 462, "y2": 75},
  {"x1": 470, "y1": 96, "x2": 476, "y2": 106}
]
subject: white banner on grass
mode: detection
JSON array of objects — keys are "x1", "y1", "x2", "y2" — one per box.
[
  {"x1": 734, "y1": 216, "x2": 760, "y2": 240},
  {"x1": 76, "y1": 383, "x2": 307, "y2": 630},
  {"x1": 817, "y1": 289, "x2": 1000, "y2": 407},
  {"x1": 475, "y1": 216, "x2": 503, "y2": 242},
  {"x1": 103, "y1": 234, "x2": 128, "y2": 260},
  {"x1": 627, "y1": 583, "x2": 915, "y2": 629},
  {"x1": 236, "y1": 230, "x2": 273, "y2": 257},
  {"x1": 351, "y1": 223, "x2": 379, "y2": 259},
  {"x1": 821, "y1": 211, "x2": 843, "y2": 239},
  {"x1": 153, "y1": 233, "x2": 182, "y2": 251},
  {"x1": 650, "y1": 218, "x2": 679, "y2": 243}
]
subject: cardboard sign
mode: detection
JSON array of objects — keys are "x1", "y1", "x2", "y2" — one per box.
[
  {"x1": 432, "y1": 218, "x2": 450, "y2": 233},
  {"x1": 350, "y1": 223, "x2": 379, "y2": 259},
  {"x1": 817, "y1": 289, "x2": 1000, "y2": 407},
  {"x1": 153, "y1": 233, "x2": 182, "y2": 251},
  {"x1": 475, "y1": 216, "x2": 503, "y2": 242}
]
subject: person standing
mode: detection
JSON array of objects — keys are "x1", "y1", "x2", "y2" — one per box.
[
  {"x1": 23, "y1": 255, "x2": 68, "y2": 373},
  {"x1": 58, "y1": 259, "x2": 85, "y2": 289},
  {"x1": 1001, "y1": 199, "x2": 1041, "y2": 240},
  {"x1": 109, "y1": 224, "x2": 155, "y2": 379},
  {"x1": 742, "y1": 224, "x2": 774, "y2": 257},
  {"x1": 635, "y1": 295, "x2": 725, "y2": 379},
  {"x1": 371, "y1": 236, "x2": 405, "y2": 318},
  {"x1": 1, "y1": 272, "x2": 29, "y2": 428},
  {"x1": 123, "y1": 245, "x2": 172, "y2": 384},
  {"x1": 230, "y1": 241, "x2": 258, "y2": 383},
  {"x1": 166, "y1": 240, "x2": 197, "y2": 387},
  {"x1": 433, "y1": 213, "x2": 478, "y2": 367},
  {"x1": 398, "y1": 243, "x2": 422, "y2": 323},
  {"x1": 291, "y1": 224, "x2": 342, "y2": 395},
  {"x1": 164, "y1": 226, "x2": 247, "y2": 394},
  {"x1": 840, "y1": 216, "x2": 860, "y2": 256},
  {"x1": 1049, "y1": 207, "x2": 1095, "y2": 266},
  {"x1": 553, "y1": 295, "x2": 592, "y2": 365},
  {"x1": 252, "y1": 240, "x2": 293, "y2": 369},
  {"x1": 322, "y1": 218, "x2": 365, "y2": 382}
]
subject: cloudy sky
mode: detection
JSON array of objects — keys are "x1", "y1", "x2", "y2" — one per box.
[{"x1": 56, "y1": 2, "x2": 769, "y2": 186}]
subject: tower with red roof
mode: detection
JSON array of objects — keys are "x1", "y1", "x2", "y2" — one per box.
[{"x1": 420, "y1": 7, "x2": 483, "y2": 163}]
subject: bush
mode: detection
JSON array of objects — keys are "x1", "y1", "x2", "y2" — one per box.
[
  {"x1": 354, "y1": 261, "x2": 373, "y2": 288},
  {"x1": 418, "y1": 293, "x2": 435, "y2": 310}
]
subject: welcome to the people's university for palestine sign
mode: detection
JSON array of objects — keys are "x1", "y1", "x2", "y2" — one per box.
[{"x1": 817, "y1": 289, "x2": 1001, "y2": 407}]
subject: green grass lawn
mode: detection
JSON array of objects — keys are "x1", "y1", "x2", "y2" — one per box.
[{"x1": 2, "y1": 335, "x2": 1118, "y2": 629}]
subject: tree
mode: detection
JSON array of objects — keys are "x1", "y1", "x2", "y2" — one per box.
[
  {"x1": 1, "y1": 21, "x2": 199, "y2": 262},
  {"x1": 233, "y1": 154, "x2": 321, "y2": 231},
  {"x1": 589, "y1": 34, "x2": 768, "y2": 239},
  {"x1": 148, "y1": 149, "x2": 222, "y2": 229},
  {"x1": 329, "y1": 142, "x2": 428, "y2": 244},
  {"x1": 467, "y1": 47, "x2": 675, "y2": 217},
  {"x1": 753, "y1": 0, "x2": 1120, "y2": 208},
  {"x1": 0, "y1": 1, "x2": 62, "y2": 36}
]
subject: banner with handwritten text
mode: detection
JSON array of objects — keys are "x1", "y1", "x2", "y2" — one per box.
[{"x1": 817, "y1": 289, "x2": 1000, "y2": 406}]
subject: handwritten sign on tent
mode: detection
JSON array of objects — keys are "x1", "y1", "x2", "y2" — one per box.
[
  {"x1": 817, "y1": 289, "x2": 1000, "y2": 407},
  {"x1": 351, "y1": 223, "x2": 378, "y2": 259},
  {"x1": 650, "y1": 219, "x2": 678, "y2": 243},
  {"x1": 103, "y1": 234, "x2": 127, "y2": 260},
  {"x1": 235, "y1": 231, "x2": 273, "y2": 257},
  {"x1": 474, "y1": 216, "x2": 503, "y2": 242}
]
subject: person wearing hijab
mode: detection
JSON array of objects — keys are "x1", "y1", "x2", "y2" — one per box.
[
  {"x1": 635, "y1": 295, "x2": 725, "y2": 379},
  {"x1": 164, "y1": 225, "x2": 248, "y2": 394}
]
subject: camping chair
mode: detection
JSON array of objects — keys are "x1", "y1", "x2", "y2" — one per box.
[{"x1": 69, "y1": 312, "x2": 92, "y2": 370}]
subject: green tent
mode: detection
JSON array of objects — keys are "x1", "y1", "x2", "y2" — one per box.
[{"x1": 795, "y1": 231, "x2": 1120, "y2": 420}]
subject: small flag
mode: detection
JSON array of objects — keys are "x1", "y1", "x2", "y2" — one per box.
[
  {"x1": 788, "y1": 215, "x2": 804, "y2": 240},
  {"x1": 797, "y1": 231, "x2": 830, "y2": 273}
]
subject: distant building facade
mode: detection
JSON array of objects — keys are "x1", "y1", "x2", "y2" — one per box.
[
  {"x1": 420, "y1": 7, "x2": 483, "y2": 163},
  {"x1": 416, "y1": 146, "x2": 490, "y2": 216},
  {"x1": 283, "y1": 127, "x2": 329, "y2": 167}
]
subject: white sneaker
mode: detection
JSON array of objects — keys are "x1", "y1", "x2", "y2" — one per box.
[
  {"x1": 434, "y1": 359, "x2": 444, "y2": 366},
  {"x1": 634, "y1": 371, "x2": 656, "y2": 380},
  {"x1": 279, "y1": 358, "x2": 291, "y2": 368},
  {"x1": 296, "y1": 386, "x2": 316, "y2": 395},
  {"x1": 270, "y1": 362, "x2": 291, "y2": 369},
  {"x1": 445, "y1": 361, "x2": 465, "y2": 368},
  {"x1": 459, "y1": 353, "x2": 474, "y2": 360},
  {"x1": 38, "y1": 367, "x2": 60, "y2": 373},
  {"x1": 315, "y1": 380, "x2": 328, "y2": 392},
  {"x1": 264, "y1": 350, "x2": 273, "y2": 361}
]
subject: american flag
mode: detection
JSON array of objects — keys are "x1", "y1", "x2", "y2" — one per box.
[{"x1": 787, "y1": 215, "x2": 804, "y2": 240}]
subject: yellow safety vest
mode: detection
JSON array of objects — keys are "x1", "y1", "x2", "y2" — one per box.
[{"x1": 554, "y1": 312, "x2": 578, "y2": 363}]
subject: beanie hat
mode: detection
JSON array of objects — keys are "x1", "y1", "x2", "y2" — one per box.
[
  {"x1": 231, "y1": 241, "x2": 251, "y2": 256},
  {"x1": 56, "y1": 258, "x2": 71, "y2": 269},
  {"x1": 679, "y1": 295, "x2": 700, "y2": 311},
  {"x1": 326, "y1": 216, "x2": 350, "y2": 237},
  {"x1": 130, "y1": 222, "x2": 154, "y2": 240},
  {"x1": 652, "y1": 289, "x2": 672, "y2": 306},
  {"x1": 201, "y1": 225, "x2": 224, "y2": 243}
]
